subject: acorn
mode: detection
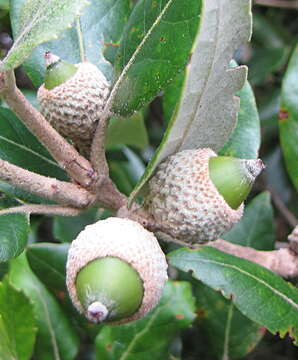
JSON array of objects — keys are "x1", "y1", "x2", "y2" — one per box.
[
  {"x1": 66, "y1": 217, "x2": 168, "y2": 324},
  {"x1": 141, "y1": 148, "x2": 264, "y2": 243},
  {"x1": 37, "y1": 52, "x2": 110, "y2": 157}
]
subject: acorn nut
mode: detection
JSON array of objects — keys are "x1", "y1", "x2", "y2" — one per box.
[
  {"x1": 66, "y1": 217, "x2": 168, "y2": 324},
  {"x1": 37, "y1": 52, "x2": 110, "y2": 157},
  {"x1": 142, "y1": 148, "x2": 264, "y2": 243}
]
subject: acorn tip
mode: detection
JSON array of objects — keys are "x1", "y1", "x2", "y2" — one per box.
[
  {"x1": 87, "y1": 301, "x2": 109, "y2": 323},
  {"x1": 44, "y1": 51, "x2": 60, "y2": 68}
]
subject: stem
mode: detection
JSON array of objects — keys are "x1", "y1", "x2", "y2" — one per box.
[
  {"x1": 0, "y1": 205, "x2": 82, "y2": 216},
  {"x1": 0, "y1": 159, "x2": 94, "y2": 208},
  {"x1": 0, "y1": 70, "x2": 95, "y2": 187},
  {"x1": 95, "y1": 178, "x2": 127, "y2": 211},
  {"x1": 76, "y1": 16, "x2": 86, "y2": 62},
  {"x1": 208, "y1": 239, "x2": 298, "y2": 278},
  {"x1": 254, "y1": 0, "x2": 298, "y2": 8}
]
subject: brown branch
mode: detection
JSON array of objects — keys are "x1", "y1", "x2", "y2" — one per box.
[
  {"x1": 0, "y1": 159, "x2": 94, "y2": 208},
  {"x1": 90, "y1": 110, "x2": 110, "y2": 180},
  {"x1": 208, "y1": 239, "x2": 298, "y2": 278},
  {"x1": 0, "y1": 69, "x2": 95, "y2": 187},
  {"x1": 0, "y1": 205, "x2": 82, "y2": 216},
  {"x1": 95, "y1": 178, "x2": 127, "y2": 211},
  {"x1": 254, "y1": 0, "x2": 298, "y2": 8}
]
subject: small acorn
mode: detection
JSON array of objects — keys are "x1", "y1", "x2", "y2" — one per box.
[
  {"x1": 66, "y1": 217, "x2": 168, "y2": 324},
  {"x1": 141, "y1": 148, "x2": 264, "y2": 243},
  {"x1": 37, "y1": 52, "x2": 110, "y2": 157}
]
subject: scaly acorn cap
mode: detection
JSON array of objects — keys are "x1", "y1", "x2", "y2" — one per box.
[
  {"x1": 142, "y1": 148, "x2": 264, "y2": 243},
  {"x1": 37, "y1": 52, "x2": 110, "y2": 157},
  {"x1": 66, "y1": 217, "x2": 168, "y2": 324}
]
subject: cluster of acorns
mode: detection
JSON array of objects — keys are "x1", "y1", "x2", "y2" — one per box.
[{"x1": 38, "y1": 54, "x2": 264, "y2": 324}]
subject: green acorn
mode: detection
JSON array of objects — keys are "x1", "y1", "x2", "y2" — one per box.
[
  {"x1": 37, "y1": 52, "x2": 110, "y2": 157},
  {"x1": 141, "y1": 148, "x2": 264, "y2": 243},
  {"x1": 66, "y1": 217, "x2": 168, "y2": 324}
]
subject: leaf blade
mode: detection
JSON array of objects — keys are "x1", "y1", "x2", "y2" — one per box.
[
  {"x1": 2, "y1": 0, "x2": 89, "y2": 69},
  {"x1": 168, "y1": 247, "x2": 298, "y2": 344},
  {"x1": 128, "y1": 0, "x2": 252, "y2": 205}
]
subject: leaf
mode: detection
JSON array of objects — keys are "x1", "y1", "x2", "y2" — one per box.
[
  {"x1": 0, "y1": 277, "x2": 37, "y2": 360},
  {"x1": 9, "y1": 253, "x2": 79, "y2": 360},
  {"x1": 128, "y1": 0, "x2": 252, "y2": 205},
  {"x1": 26, "y1": 243, "x2": 69, "y2": 293},
  {"x1": 111, "y1": 0, "x2": 202, "y2": 116},
  {"x1": 194, "y1": 282, "x2": 265, "y2": 360},
  {"x1": 26, "y1": 242, "x2": 102, "y2": 338},
  {"x1": 219, "y1": 80, "x2": 260, "y2": 159},
  {"x1": 106, "y1": 113, "x2": 148, "y2": 150},
  {"x1": 1, "y1": 0, "x2": 89, "y2": 70},
  {"x1": 168, "y1": 247, "x2": 298, "y2": 344},
  {"x1": 279, "y1": 43, "x2": 298, "y2": 191},
  {"x1": 95, "y1": 281, "x2": 196, "y2": 360},
  {"x1": 53, "y1": 207, "x2": 97, "y2": 243},
  {"x1": 222, "y1": 192, "x2": 275, "y2": 250},
  {"x1": 0, "y1": 106, "x2": 67, "y2": 202},
  {"x1": 14, "y1": 0, "x2": 132, "y2": 87},
  {"x1": 0, "y1": 213, "x2": 29, "y2": 262}
]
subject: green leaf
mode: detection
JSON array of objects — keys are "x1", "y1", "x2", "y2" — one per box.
[
  {"x1": 53, "y1": 207, "x2": 97, "y2": 243},
  {"x1": 195, "y1": 282, "x2": 265, "y2": 360},
  {"x1": 95, "y1": 281, "x2": 196, "y2": 360},
  {"x1": 0, "y1": 213, "x2": 29, "y2": 262},
  {"x1": 193, "y1": 192, "x2": 274, "y2": 358},
  {"x1": 128, "y1": 0, "x2": 252, "y2": 205},
  {"x1": 219, "y1": 80, "x2": 261, "y2": 159},
  {"x1": 26, "y1": 243, "x2": 69, "y2": 293},
  {"x1": 111, "y1": 0, "x2": 202, "y2": 116},
  {"x1": 0, "y1": 277, "x2": 37, "y2": 360},
  {"x1": 1, "y1": 0, "x2": 89, "y2": 69},
  {"x1": 168, "y1": 247, "x2": 298, "y2": 344},
  {"x1": 279, "y1": 43, "x2": 298, "y2": 191},
  {"x1": 106, "y1": 113, "x2": 148, "y2": 150},
  {"x1": 9, "y1": 253, "x2": 79, "y2": 360},
  {"x1": 26, "y1": 242, "x2": 102, "y2": 338},
  {"x1": 15, "y1": 0, "x2": 131, "y2": 87},
  {"x1": 223, "y1": 192, "x2": 275, "y2": 250},
  {"x1": 0, "y1": 106, "x2": 67, "y2": 202}
]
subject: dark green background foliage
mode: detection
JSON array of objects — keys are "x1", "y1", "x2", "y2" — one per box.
[{"x1": 0, "y1": 0, "x2": 298, "y2": 359}]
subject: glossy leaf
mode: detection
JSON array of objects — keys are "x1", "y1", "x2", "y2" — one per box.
[
  {"x1": 193, "y1": 192, "x2": 274, "y2": 359},
  {"x1": 195, "y1": 282, "x2": 265, "y2": 359},
  {"x1": 95, "y1": 281, "x2": 196, "y2": 360},
  {"x1": 128, "y1": 0, "x2": 252, "y2": 205},
  {"x1": 0, "y1": 213, "x2": 29, "y2": 262},
  {"x1": 0, "y1": 106, "x2": 67, "y2": 202},
  {"x1": 0, "y1": 278, "x2": 37, "y2": 360},
  {"x1": 1, "y1": 0, "x2": 89, "y2": 69},
  {"x1": 111, "y1": 0, "x2": 202, "y2": 116},
  {"x1": 223, "y1": 192, "x2": 275, "y2": 250},
  {"x1": 106, "y1": 113, "x2": 148, "y2": 150},
  {"x1": 279, "y1": 43, "x2": 298, "y2": 191},
  {"x1": 26, "y1": 243, "x2": 69, "y2": 292},
  {"x1": 53, "y1": 208, "x2": 97, "y2": 243},
  {"x1": 14, "y1": 0, "x2": 131, "y2": 87},
  {"x1": 9, "y1": 254, "x2": 79, "y2": 360},
  {"x1": 168, "y1": 247, "x2": 298, "y2": 344}
]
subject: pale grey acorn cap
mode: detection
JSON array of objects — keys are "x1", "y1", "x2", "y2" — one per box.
[
  {"x1": 66, "y1": 217, "x2": 168, "y2": 325},
  {"x1": 144, "y1": 148, "x2": 244, "y2": 243},
  {"x1": 37, "y1": 62, "x2": 110, "y2": 156}
]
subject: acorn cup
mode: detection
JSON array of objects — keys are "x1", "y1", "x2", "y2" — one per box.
[
  {"x1": 141, "y1": 148, "x2": 264, "y2": 244},
  {"x1": 37, "y1": 52, "x2": 110, "y2": 157},
  {"x1": 66, "y1": 217, "x2": 168, "y2": 324}
]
